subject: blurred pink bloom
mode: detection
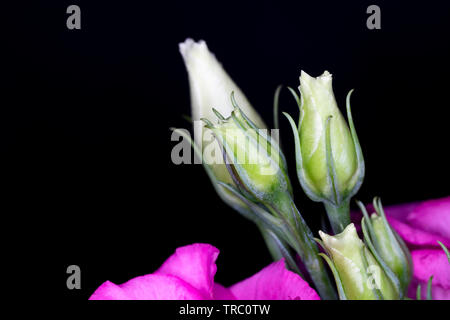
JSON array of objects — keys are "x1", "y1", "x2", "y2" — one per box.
[
  {"x1": 353, "y1": 196, "x2": 450, "y2": 300},
  {"x1": 89, "y1": 243, "x2": 319, "y2": 300}
]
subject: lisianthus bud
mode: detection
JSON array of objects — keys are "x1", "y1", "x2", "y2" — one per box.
[
  {"x1": 284, "y1": 71, "x2": 364, "y2": 233},
  {"x1": 203, "y1": 97, "x2": 292, "y2": 212},
  {"x1": 358, "y1": 198, "x2": 413, "y2": 297},
  {"x1": 179, "y1": 38, "x2": 267, "y2": 213},
  {"x1": 319, "y1": 223, "x2": 398, "y2": 300},
  {"x1": 179, "y1": 38, "x2": 266, "y2": 129}
]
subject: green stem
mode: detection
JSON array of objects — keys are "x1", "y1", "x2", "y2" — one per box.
[
  {"x1": 324, "y1": 200, "x2": 351, "y2": 234},
  {"x1": 258, "y1": 224, "x2": 304, "y2": 278},
  {"x1": 273, "y1": 193, "x2": 338, "y2": 300}
]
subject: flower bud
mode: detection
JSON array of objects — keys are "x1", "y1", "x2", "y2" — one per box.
[
  {"x1": 179, "y1": 38, "x2": 267, "y2": 213},
  {"x1": 319, "y1": 223, "x2": 398, "y2": 300},
  {"x1": 179, "y1": 38, "x2": 266, "y2": 129},
  {"x1": 203, "y1": 98, "x2": 292, "y2": 211},
  {"x1": 358, "y1": 198, "x2": 413, "y2": 297},
  {"x1": 286, "y1": 71, "x2": 364, "y2": 206}
]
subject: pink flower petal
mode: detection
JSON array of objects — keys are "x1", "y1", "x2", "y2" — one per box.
[
  {"x1": 213, "y1": 283, "x2": 236, "y2": 300},
  {"x1": 155, "y1": 243, "x2": 219, "y2": 299},
  {"x1": 227, "y1": 259, "x2": 320, "y2": 300},
  {"x1": 407, "y1": 197, "x2": 450, "y2": 241},
  {"x1": 411, "y1": 249, "x2": 450, "y2": 289},
  {"x1": 89, "y1": 275, "x2": 205, "y2": 300},
  {"x1": 388, "y1": 217, "x2": 450, "y2": 247},
  {"x1": 379, "y1": 202, "x2": 421, "y2": 222}
]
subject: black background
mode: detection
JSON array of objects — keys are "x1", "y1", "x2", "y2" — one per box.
[{"x1": 4, "y1": 1, "x2": 450, "y2": 301}]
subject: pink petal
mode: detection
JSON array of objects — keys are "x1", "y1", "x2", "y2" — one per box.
[
  {"x1": 407, "y1": 197, "x2": 450, "y2": 241},
  {"x1": 388, "y1": 217, "x2": 450, "y2": 247},
  {"x1": 227, "y1": 259, "x2": 320, "y2": 300},
  {"x1": 379, "y1": 202, "x2": 421, "y2": 222},
  {"x1": 213, "y1": 283, "x2": 236, "y2": 300},
  {"x1": 155, "y1": 243, "x2": 219, "y2": 299},
  {"x1": 89, "y1": 275, "x2": 204, "y2": 300},
  {"x1": 411, "y1": 249, "x2": 450, "y2": 289}
]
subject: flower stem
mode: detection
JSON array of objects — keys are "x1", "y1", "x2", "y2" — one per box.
[
  {"x1": 324, "y1": 200, "x2": 351, "y2": 234},
  {"x1": 273, "y1": 194, "x2": 338, "y2": 300}
]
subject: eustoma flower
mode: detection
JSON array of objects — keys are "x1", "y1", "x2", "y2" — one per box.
[
  {"x1": 171, "y1": 38, "x2": 448, "y2": 301},
  {"x1": 284, "y1": 71, "x2": 364, "y2": 233},
  {"x1": 353, "y1": 196, "x2": 450, "y2": 299},
  {"x1": 89, "y1": 243, "x2": 319, "y2": 300}
]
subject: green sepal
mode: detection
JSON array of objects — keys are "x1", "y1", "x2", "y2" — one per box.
[
  {"x1": 344, "y1": 89, "x2": 365, "y2": 199},
  {"x1": 437, "y1": 241, "x2": 450, "y2": 263},
  {"x1": 417, "y1": 276, "x2": 434, "y2": 300},
  {"x1": 374, "y1": 197, "x2": 413, "y2": 292},
  {"x1": 427, "y1": 276, "x2": 434, "y2": 300},
  {"x1": 287, "y1": 86, "x2": 302, "y2": 113},
  {"x1": 283, "y1": 112, "x2": 322, "y2": 202},
  {"x1": 212, "y1": 108, "x2": 226, "y2": 121},
  {"x1": 273, "y1": 85, "x2": 282, "y2": 131},
  {"x1": 318, "y1": 252, "x2": 347, "y2": 300}
]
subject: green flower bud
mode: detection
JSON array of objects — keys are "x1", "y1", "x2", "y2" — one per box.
[
  {"x1": 319, "y1": 223, "x2": 398, "y2": 300},
  {"x1": 358, "y1": 198, "x2": 413, "y2": 297},
  {"x1": 284, "y1": 71, "x2": 365, "y2": 233},
  {"x1": 203, "y1": 96, "x2": 292, "y2": 213},
  {"x1": 287, "y1": 71, "x2": 364, "y2": 203}
]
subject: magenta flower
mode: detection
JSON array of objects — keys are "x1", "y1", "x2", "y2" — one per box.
[
  {"x1": 353, "y1": 196, "x2": 450, "y2": 300},
  {"x1": 89, "y1": 243, "x2": 319, "y2": 300}
]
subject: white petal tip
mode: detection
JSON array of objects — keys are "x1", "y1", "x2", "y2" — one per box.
[{"x1": 179, "y1": 38, "x2": 208, "y2": 60}]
